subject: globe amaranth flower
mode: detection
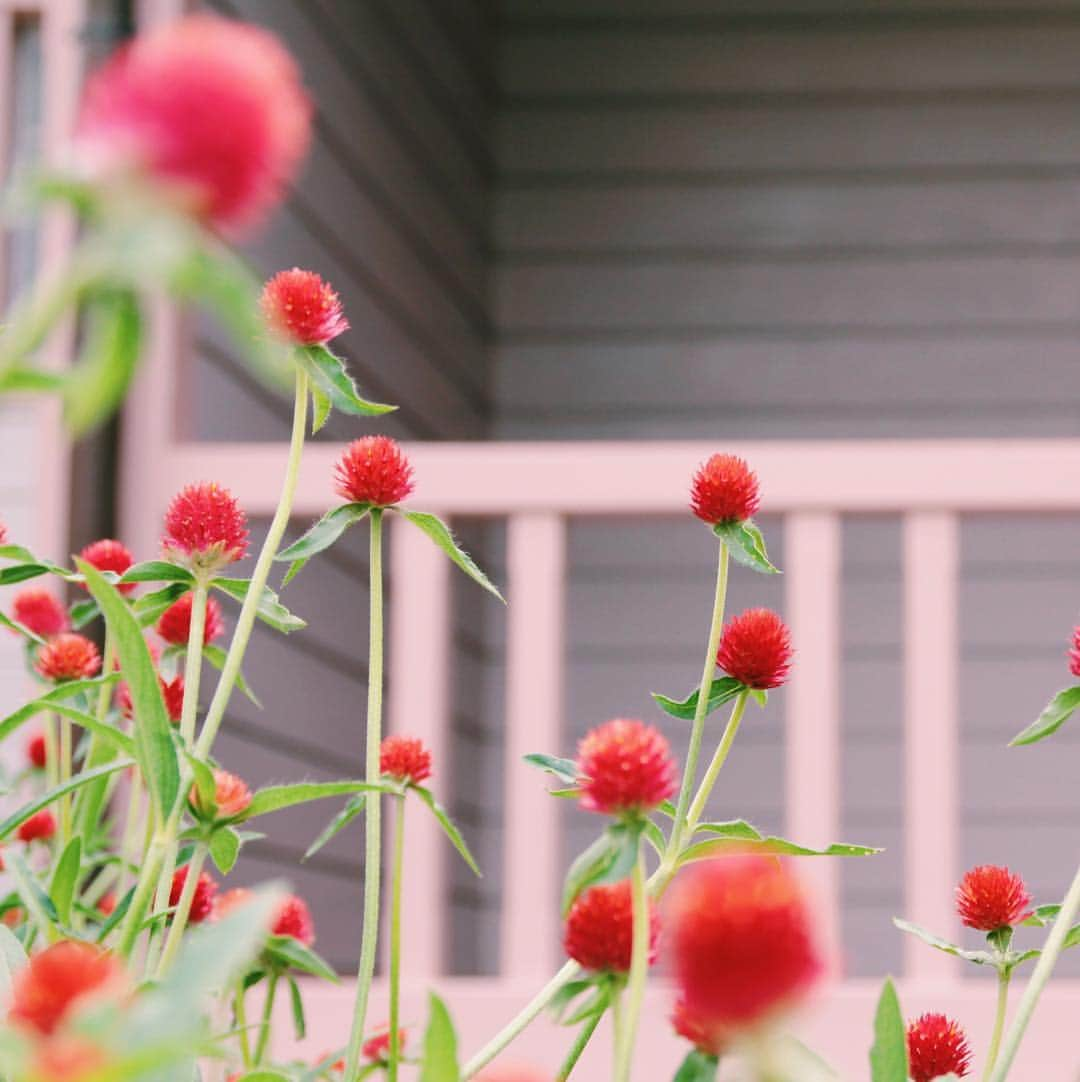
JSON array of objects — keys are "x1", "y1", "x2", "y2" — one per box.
[
  {"x1": 907, "y1": 1013, "x2": 972, "y2": 1082},
  {"x1": 672, "y1": 998, "x2": 728, "y2": 1059},
  {"x1": 667, "y1": 856, "x2": 821, "y2": 1028},
  {"x1": 162, "y1": 482, "x2": 249, "y2": 574},
  {"x1": 17, "y1": 810, "x2": 56, "y2": 844},
  {"x1": 169, "y1": 866, "x2": 217, "y2": 924},
  {"x1": 690, "y1": 454, "x2": 760, "y2": 526},
  {"x1": 272, "y1": 894, "x2": 315, "y2": 947},
  {"x1": 362, "y1": 1026, "x2": 408, "y2": 1064},
  {"x1": 716, "y1": 608, "x2": 793, "y2": 690},
  {"x1": 261, "y1": 268, "x2": 349, "y2": 346},
  {"x1": 77, "y1": 14, "x2": 311, "y2": 232},
  {"x1": 191, "y1": 769, "x2": 251, "y2": 820},
  {"x1": 156, "y1": 591, "x2": 224, "y2": 646},
  {"x1": 380, "y1": 735, "x2": 432, "y2": 785},
  {"x1": 334, "y1": 436, "x2": 415, "y2": 508},
  {"x1": 955, "y1": 865, "x2": 1032, "y2": 932},
  {"x1": 563, "y1": 880, "x2": 660, "y2": 974},
  {"x1": 27, "y1": 731, "x2": 47, "y2": 770},
  {"x1": 118, "y1": 673, "x2": 184, "y2": 725},
  {"x1": 35, "y1": 634, "x2": 101, "y2": 683},
  {"x1": 1069, "y1": 626, "x2": 1080, "y2": 679},
  {"x1": 9, "y1": 941, "x2": 125, "y2": 1035},
  {"x1": 576, "y1": 718, "x2": 676, "y2": 816},
  {"x1": 79, "y1": 539, "x2": 135, "y2": 595},
  {"x1": 12, "y1": 588, "x2": 69, "y2": 639}
]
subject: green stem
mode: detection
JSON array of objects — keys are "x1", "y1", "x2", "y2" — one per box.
[
  {"x1": 178, "y1": 583, "x2": 208, "y2": 745},
  {"x1": 610, "y1": 988, "x2": 625, "y2": 1081},
  {"x1": 254, "y1": 971, "x2": 280, "y2": 1066},
  {"x1": 235, "y1": 983, "x2": 253, "y2": 1069},
  {"x1": 115, "y1": 829, "x2": 167, "y2": 959},
  {"x1": 343, "y1": 509, "x2": 386, "y2": 1082},
  {"x1": 685, "y1": 691, "x2": 749, "y2": 837},
  {"x1": 614, "y1": 846, "x2": 648, "y2": 1082},
  {"x1": 155, "y1": 842, "x2": 208, "y2": 977},
  {"x1": 74, "y1": 632, "x2": 115, "y2": 838},
  {"x1": 460, "y1": 960, "x2": 582, "y2": 1078},
  {"x1": 58, "y1": 714, "x2": 72, "y2": 844},
  {"x1": 982, "y1": 967, "x2": 1011, "y2": 1082},
  {"x1": 988, "y1": 863, "x2": 1080, "y2": 1082},
  {"x1": 43, "y1": 712, "x2": 58, "y2": 790},
  {"x1": 556, "y1": 1010, "x2": 603, "y2": 1082},
  {"x1": 388, "y1": 793, "x2": 406, "y2": 1082}
]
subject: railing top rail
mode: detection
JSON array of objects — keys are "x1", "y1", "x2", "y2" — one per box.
[{"x1": 162, "y1": 439, "x2": 1080, "y2": 517}]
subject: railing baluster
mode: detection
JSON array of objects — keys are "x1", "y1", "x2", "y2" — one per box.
[
  {"x1": 904, "y1": 511, "x2": 960, "y2": 979},
  {"x1": 785, "y1": 511, "x2": 842, "y2": 972},
  {"x1": 501, "y1": 512, "x2": 566, "y2": 977}
]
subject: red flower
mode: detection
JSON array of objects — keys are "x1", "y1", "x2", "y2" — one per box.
[
  {"x1": 955, "y1": 865, "x2": 1032, "y2": 932},
  {"x1": 334, "y1": 436, "x2": 414, "y2": 508},
  {"x1": 9, "y1": 941, "x2": 124, "y2": 1035},
  {"x1": 272, "y1": 895, "x2": 316, "y2": 947},
  {"x1": 1069, "y1": 626, "x2": 1080, "y2": 679},
  {"x1": 672, "y1": 998, "x2": 728, "y2": 1058},
  {"x1": 667, "y1": 856, "x2": 821, "y2": 1028},
  {"x1": 0, "y1": 522, "x2": 6, "y2": 544},
  {"x1": 690, "y1": 454, "x2": 760, "y2": 526},
  {"x1": 118, "y1": 673, "x2": 184, "y2": 723},
  {"x1": 32, "y1": 1038, "x2": 108, "y2": 1082},
  {"x1": 96, "y1": 893, "x2": 116, "y2": 918},
  {"x1": 155, "y1": 592, "x2": 225, "y2": 646},
  {"x1": 162, "y1": 482, "x2": 249, "y2": 572},
  {"x1": 261, "y1": 268, "x2": 349, "y2": 346},
  {"x1": 17, "y1": 810, "x2": 56, "y2": 844},
  {"x1": 79, "y1": 539, "x2": 135, "y2": 594},
  {"x1": 380, "y1": 735, "x2": 432, "y2": 785},
  {"x1": 716, "y1": 608, "x2": 793, "y2": 690},
  {"x1": 35, "y1": 634, "x2": 101, "y2": 682},
  {"x1": 576, "y1": 718, "x2": 676, "y2": 816},
  {"x1": 192, "y1": 769, "x2": 251, "y2": 820},
  {"x1": 362, "y1": 1025, "x2": 407, "y2": 1064},
  {"x1": 170, "y1": 866, "x2": 217, "y2": 924},
  {"x1": 78, "y1": 14, "x2": 311, "y2": 232},
  {"x1": 27, "y1": 731, "x2": 47, "y2": 770},
  {"x1": 563, "y1": 881, "x2": 659, "y2": 973},
  {"x1": 907, "y1": 1013, "x2": 972, "y2": 1082},
  {"x1": 12, "y1": 589, "x2": 69, "y2": 639}
]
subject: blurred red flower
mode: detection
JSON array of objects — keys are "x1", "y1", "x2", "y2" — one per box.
[
  {"x1": 79, "y1": 539, "x2": 135, "y2": 594},
  {"x1": 155, "y1": 592, "x2": 224, "y2": 646},
  {"x1": 12, "y1": 589, "x2": 69, "y2": 639}
]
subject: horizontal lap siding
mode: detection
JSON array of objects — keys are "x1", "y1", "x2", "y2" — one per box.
[{"x1": 493, "y1": 3, "x2": 1080, "y2": 976}]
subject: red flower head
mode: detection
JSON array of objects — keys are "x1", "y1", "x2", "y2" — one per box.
[
  {"x1": 380, "y1": 735, "x2": 432, "y2": 785},
  {"x1": 79, "y1": 539, "x2": 135, "y2": 595},
  {"x1": 1069, "y1": 626, "x2": 1080, "y2": 679},
  {"x1": 192, "y1": 769, "x2": 252, "y2": 820},
  {"x1": 667, "y1": 856, "x2": 821, "y2": 1029},
  {"x1": 156, "y1": 592, "x2": 224, "y2": 646},
  {"x1": 563, "y1": 881, "x2": 660, "y2": 973},
  {"x1": 0, "y1": 522, "x2": 6, "y2": 544},
  {"x1": 272, "y1": 894, "x2": 316, "y2": 947},
  {"x1": 162, "y1": 482, "x2": 249, "y2": 573},
  {"x1": 118, "y1": 672, "x2": 184, "y2": 724},
  {"x1": 96, "y1": 893, "x2": 116, "y2": 918},
  {"x1": 576, "y1": 718, "x2": 677, "y2": 816},
  {"x1": 27, "y1": 731, "x2": 47, "y2": 770},
  {"x1": 362, "y1": 1025, "x2": 407, "y2": 1064},
  {"x1": 334, "y1": 436, "x2": 415, "y2": 508},
  {"x1": 955, "y1": 865, "x2": 1032, "y2": 932},
  {"x1": 9, "y1": 941, "x2": 125, "y2": 1035},
  {"x1": 17, "y1": 810, "x2": 56, "y2": 844},
  {"x1": 35, "y1": 634, "x2": 101, "y2": 683},
  {"x1": 78, "y1": 14, "x2": 311, "y2": 232},
  {"x1": 261, "y1": 268, "x2": 349, "y2": 346},
  {"x1": 170, "y1": 866, "x2": 217, "y2": 924},
  {"x1": 716, "y1": 608, "x2": 793, "y2": 690},
  {"x1": 672, "y1": 998, "x2": 729, "y2": 1058},
  {"x1": 12, "y1": 589, "x2": 69, "y2": 639},
  {"x1": 690, "y1": 454, "x2": 760, "y2": 526},
  {"x1": 907, "y1": 1013, "x2": 972, "y2": 1082}
]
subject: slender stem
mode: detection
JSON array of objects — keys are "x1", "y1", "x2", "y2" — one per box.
[
  {"x1": 988, "y1": 863, "x2": 1080, "y2": 1082},
  {"x1": 254, "y1": 972, "x2": 280, "y2": 1066},
  {"x1": 344, "y1": 509, "x2": 386, "y2": 1082},
  {"x1": 155, "y1": 842, "x2": 208, "y2": 977},
  {"x1": 685, "y1": 691, "x2": 750, "y2": 837},
  {"x1": 982, "y1": 968, "x2": 1011, "y2": 1082},
  {"x1": 178, "y1": 583, "x2": 208, "y2": 745},
  {"x1": 119, "y1": 771, "x2": 144, "y2": 891},
  {"x1": 235, "y1": 984, "x2": 253, "y2": 1069},
  {"x1": 460, "y1": 960, "x2": 582, "y2": 1079},
  {"x1": 664, "y1": 544, "x2": 729, "y2": 863},
  {"x1": 556, "y1": 1010, "x2": 603, "y2": 1082},
  {"x1": 614, "y1": 846, "x2": 648, "y2": 1082},
  {"x1": 58, "y1": 714, "x2": 72, "y2": 843},
  {"x1": 388, "y1": 793, "x2": 406, "y2": 1082},
  {"x1": 610, "y1": 989, "x2": 625, "y2": 1081},
  {"x1": 43, "y1": 712, "x2": 58, "y2": 789},
  {"x1": 74, "y1": 632, "x2": 116, "y2": 837},
  {"x1": 116, "y1": 829, "x2": 167, "y2": 958}
]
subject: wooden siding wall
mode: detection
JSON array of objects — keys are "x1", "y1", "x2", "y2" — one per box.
[{"x1": 493, "y1": 1, "x2": 1080, "y2": 977}]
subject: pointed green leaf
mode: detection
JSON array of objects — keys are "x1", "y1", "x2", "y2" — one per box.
[
  {"x1": 209, "y1": 828, "x2": 241, "y2": 876},
  {"x1": 0, "y1": 610, "x2": 45, "y2": 643},
  {"x1": 400, "y1": 510, "x2": 504, "y2": 601},
  {"x1": 412, "y1": 786, "x2": 480, "y2": 876},
  {"x1": 298, "y1": 343, "x2": 396, "y2": 417},
  {"x1": 695, "y1": 819, "x2": 765, "y2": 841},
  {"x1": 652, "y1": 676, "x2": 744, "y2": 721},
  {"x1": 96, "y1": 886, "x2": 134, "y2": 943},
  {"x1": 673, "y1": 1050, "x2": 719, "y2": 1082},
  {"x1": 287, "y1": 974, "x2": 306, "y2": 1040},
  {"x1": 0, "y1": 759, "x2": 132, "y2": 839},
  {"x1": 49, "y1": 837, "x2": 82, "y2": 926},
  {"x1": 0, "y1": 562, "x2": 51, "y2": 586},
  {"x1": 241, "y1": 780, "x2": 396, "y2": 822},
  {"x1": 1011, "y1": 686, "x2": 1080, "y2": 746},
  {"x1": 562, "y1": 822, "x2": 642, "y2": 915},
  {"x1": 419, "y1": 992, "x2": 460, "y2": 1082},
  {"x1": 892, "y1": 919, "x2": 992, "y2": 965},
  {"x1": 275, "y1": 503, "x2": 371, "y2": 565},
  {"x1": 119, "y1": 561, "x2": 194, "y2": 586},
  {"x1": 133, "y1": 582, "x2": 189, "y2": 628},
  {"x1": 304, "y1": 795, "x2": 365, "y2": 861},
  {"x1": 264, "y1": 935, "x2": 338, "y2": 982},
  {"x1": 212, "y1": 577, "x2": 306, "y2": 633},
  {"x1": 0, "y1": 675, "x2": 119, "y2": 743},
  {"x1": 68, "y1": 599, "x2": 100, "y2": 629},
  {"x1": 679, "y1": 831, "x2": 879, "y2": 866},
  {"x1": 310, "y1": 386, "x2": 331, "y2": 434},
  {"x1": 870, "y1": 978, "x2": 908, "y2": 1082},
  {"x1": 48, "y1": 703, "x2": 135, "y2": 757},
  {"x1": 714, "y1": 519, "x2": 779, "y2": 575},
  {"x1": 7, "y1": 850, "x2": 59, "y2": 940},
  {"x1": 523, "y1": 753, "x2": 580, "y2": 785}
]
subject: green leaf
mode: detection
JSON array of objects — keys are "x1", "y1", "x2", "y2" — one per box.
[
  {"x1": 62, "y1": 289, "x2": 142, "y2": 436},
  {"x1": 642, "y1": 819, "x2": 667, "y2": 856},
  {"x1": 242, "y1": 780, "x2": 396, "y2": 821},
  {"x1": 49, "y1": 837, "x2": 82, "y2": 926},
  {"x1": 96, "y1": 886, "x2": 134, "y2": 943},
  {"x1": 311, "y1": 386, "x2": 331, "y2": 434},
  {"x1": 673, "y1": 1050, "x2": 719, "y2": 1082},
  {"x1": 1024, "y1": 904, "x2": 1063, "y2": 927},
  {"x1": 548, "y1": 978, "x2": 595, "y2": 1023},
  {"x1": 119, "y1": 561, "x2": 194, "y2": 586},
  {"x1": 186, "y1": 752, "x2": 217, "y2": 814},
  {"x1": 695, "y1": 819, "x2": 766, "y2": 841},
  {"x1": 7, "y1": 850, "x2": 58, "y2": 940},
  {"x1": 133, "y1": 582, "x2": 189, "y2": 628},
  {"x1": 209, "y1": 828, "x2": 241, "y2": 875},
  {"x1": 212, "y1": 577, "x2": 306, "y2": 633},
  {"x1": 400, "y1": 511, "x2": 505, "y2": 602},
  {"x1": 562, "y1": 822, "x2": 642, "y2": 915},
  {"x1": 869, "y1": 978, "x2": 908, "y2": 1082},
  {"x1": 0, "y1": 562, "x2": 51, "y2": 586},
  {"x1": 652, "y1": 676, "x2": 744, "y2": 721},
  {"x1": 1011, "y1": 686, "x2": 1080, "y2": 746},
  {"x1": 0, "y1": 609, "x2": 45, "y2": 642},
  {"x1": 419, "y1": 992, "x2": 460, "y2": 1082},
  {"x1": 48, "y1": 703, "x2": 135, "y2": 758},
  {"x1": 679, "y1": 825, "x2": 880, "y2": 865},
  {"x1": 0, "y1": 759, "x2": 132, "y2": 839},
  {"x1": 264, "y1": 935, "x2": 338, "y2": 982},
  {"x1": 892, "y1": 919, "x2": 992, "y2": 965},
  {"x1": 304, "y1": 795, "x2": 365, "y2": 861},
  {"x1": 202, "y1": 644, "x2": 260, "y2": 708},
  {"x1": 0, "y1": 675, "x2": 119, "y2": 743},
  {"x1": 274, "y1": 504, "x2": 371, "y2": 584},
  {"x1": 68, "y1": 599, "x2": 100, "y2": 629},
  {"x1": 714, "y1": 518, "x2": 780, "y2": 574},
  {"x1": 523, "y1": 753, "x2": 580, "y2": 785},
  {"x1": 0, "y1": 925, "x2": 27, "y2": 1001},
  {"x1": 78, "y1": 558, "x2": 180, "y2": 820},
  {"x1": 297, "y1": 343, "x2": 396, "y2": 417},
  {"x1": 412, "y1": 786, "x2": 481, "y2": 876},
  {"x1": 287, "y1": 974, "x2": 306, "y2": 1040}
]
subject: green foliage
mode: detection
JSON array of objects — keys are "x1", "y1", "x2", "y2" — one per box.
[
  {"x1": 869, "y1": 978, "x2": 908, "y2": 1082},
  {"x1": 562, "y1": 820, "x2": 643, "y2": 915},
  {"x1": 400, "y1": 510, "x2": 505, "y2": 602},
  {"x1": 419, "y1": 993, "x2": 460, "y2": 1082},
  {"x1": 212, "y1": 577, "x2": 307, "y2": 633},
  {"x1": 275, "y1": 502, "x2": 372, "y2": 586},
  {"x1": 297, "y1": 343, "x2": 395, "y2": 418},
  {"x1": 242, "y1": 779, "x2": 397, "y2": 821},
  {"x1": 1011, "y1": 686, "x2": 1080, "y2": 746},
  {"x1": 652, "y1": 676, "x2": 744, "y2": 721},
  {"x1": 713, "y1": 519, "x2": 779, "y2": 574},
  {"x1": 673, "y1": 1051, "x2": 719, "y2": 1082},
  {"x1": 412, "y1": 785, "x2": 481, "y2": 876},
  {"x1": 678, "y1": 820, "x2": 880, "y2": 866}
]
